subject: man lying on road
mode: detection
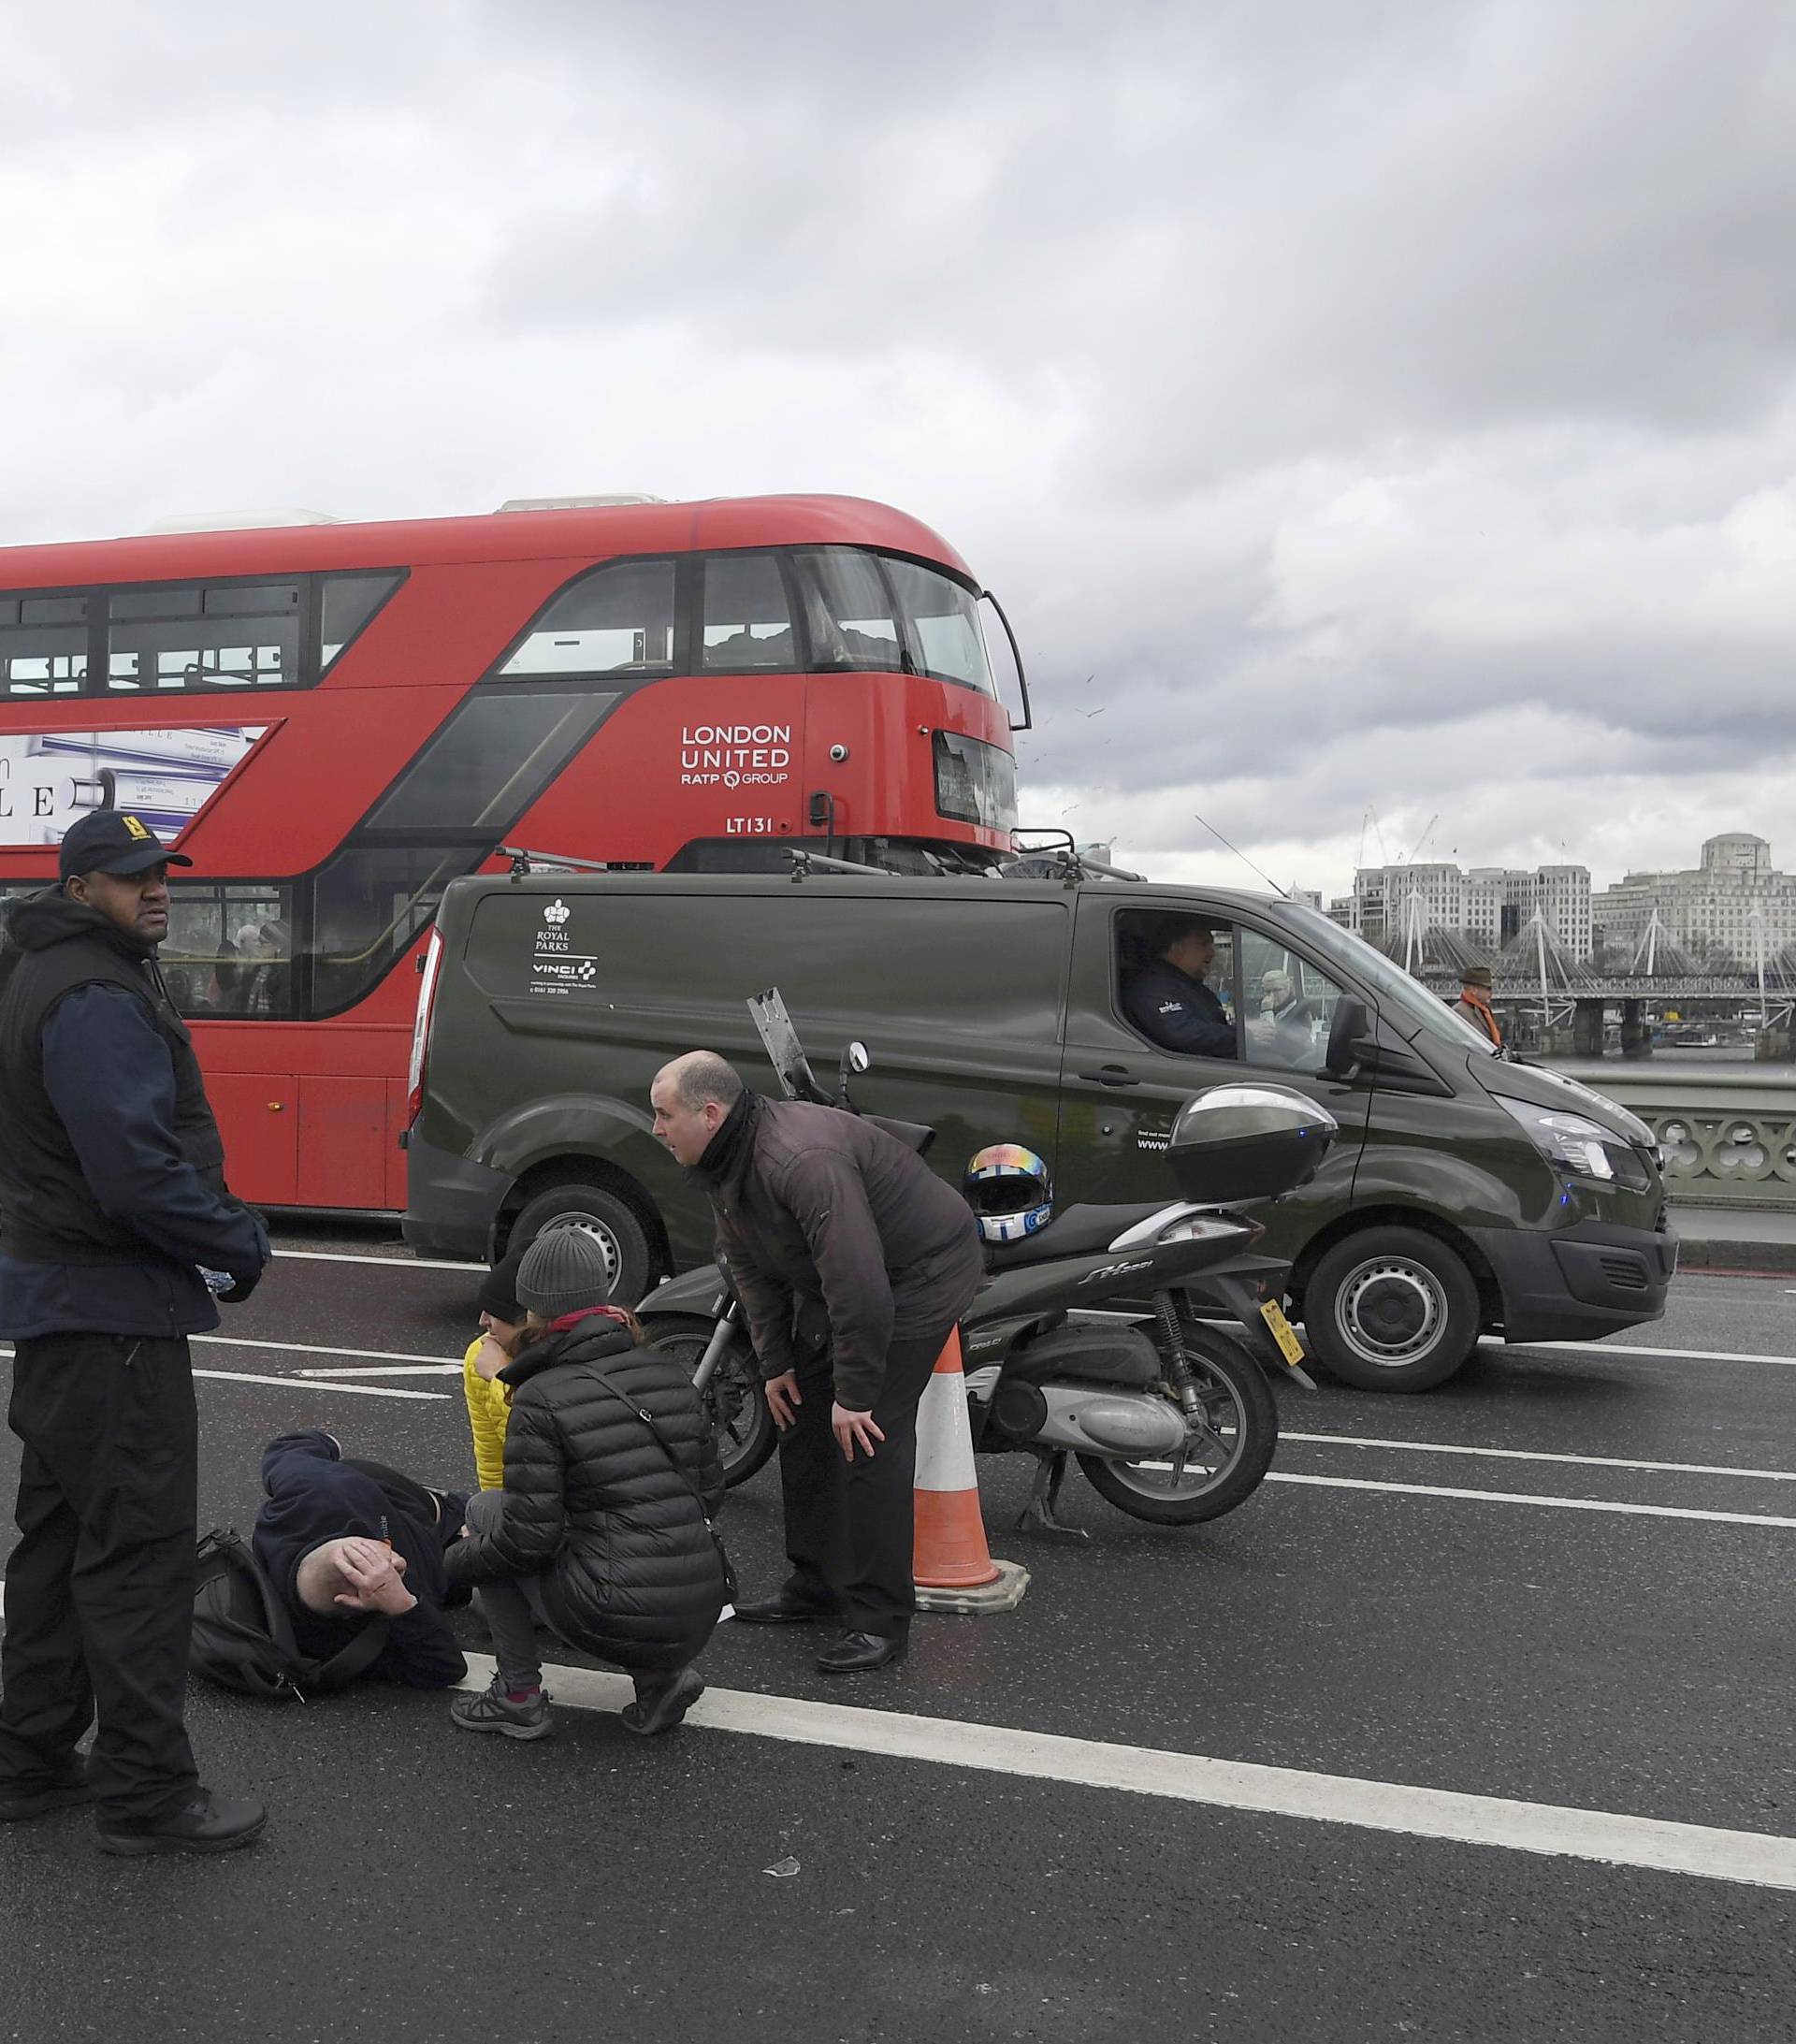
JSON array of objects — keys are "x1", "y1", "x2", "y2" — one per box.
[{"x1": 253, "y1": 1430, "x2": 469, "y2": 1690}]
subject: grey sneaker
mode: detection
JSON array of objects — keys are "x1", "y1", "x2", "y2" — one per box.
[
  {"x1": 621, "y1": 1670, "x2": 705, "y2": 1736},
  {"x1": 449, "y1": 1678, "x2": 553, "y2": 1740}
]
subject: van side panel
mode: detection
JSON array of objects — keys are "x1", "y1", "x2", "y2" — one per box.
[{"x1": 418, "y1": 877, "x2": 1069, "y2": 1267}]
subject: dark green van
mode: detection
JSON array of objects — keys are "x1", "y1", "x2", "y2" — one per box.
[{"x1": 403, "y1": 871, "x2": 1675, "y2": 1390}]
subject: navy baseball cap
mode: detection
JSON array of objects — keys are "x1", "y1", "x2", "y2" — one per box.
[{"x1": 58, "y1": 810, "x2": 194, "y2": 881}]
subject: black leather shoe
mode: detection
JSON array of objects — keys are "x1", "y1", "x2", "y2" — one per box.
[
  {"x1": 0, "y1": 1760, "x2": 93, "y2": 1822},
  {"x1": 733, "y1": 1593, "x2": 838, "y2": 1625},
  {"x1": 96, "y1": 1790, "x2": 268, "y2": 1858},
  {"x1": 816, "y1": 1630, "x2": 907, "y2": 1674}
]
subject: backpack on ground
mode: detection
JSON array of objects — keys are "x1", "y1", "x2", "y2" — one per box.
[{"x1": 192, "y1": 1527, "x2": 390, "y2": 1701}]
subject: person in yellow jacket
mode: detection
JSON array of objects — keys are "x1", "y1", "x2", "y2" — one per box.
[{"x1": 463, "y1": 1248, "x2": 529, "y2": 1491}]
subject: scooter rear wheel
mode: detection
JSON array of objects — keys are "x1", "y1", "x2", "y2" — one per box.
[
  {"x1": 645, "y1": 1313, "x2": 779, "y2": 1488},
  {"x1": 1078, "y1": 1317, "x2": 1278, "y2": 1525}
]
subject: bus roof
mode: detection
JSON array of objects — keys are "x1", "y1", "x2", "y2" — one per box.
[{"x1": 0, "y1": 494, "x2": 976, "y2": 591}]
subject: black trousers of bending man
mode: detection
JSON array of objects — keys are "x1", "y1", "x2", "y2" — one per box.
[
  {"x1": 774, "y1": 1317, "x2": 957, "y2": 1638},
  {"x1": 0, "y1": 1333, "x2": 201, "y2": 1819}
]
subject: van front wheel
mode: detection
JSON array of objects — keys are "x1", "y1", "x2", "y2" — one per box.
[
  {"x1": 1303, "y1": 1226, "x2": 1480, "y2": 1392},
  {"x1": 510, "y1": 1182, "x2": 651, "y2": 1309}
]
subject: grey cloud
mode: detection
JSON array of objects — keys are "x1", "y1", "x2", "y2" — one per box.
[{"x1": 2, "y1": 0, "x2": 1793, "y2": 908}]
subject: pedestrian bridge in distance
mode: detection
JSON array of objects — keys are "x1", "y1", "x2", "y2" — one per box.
[{"x1": 1389, "y1": 968, "x2": 1796, "y2": 1211}]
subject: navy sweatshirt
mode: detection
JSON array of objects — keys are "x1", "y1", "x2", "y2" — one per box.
[{"x1": 253, "y1": 1430, "x2": 467, "y2": 1689}]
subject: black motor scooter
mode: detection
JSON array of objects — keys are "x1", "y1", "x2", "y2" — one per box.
[{"x1": 638, "y1": 993, "x2": 1334, "y2": 1531}]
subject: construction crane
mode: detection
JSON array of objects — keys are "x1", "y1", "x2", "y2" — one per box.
[
  {"x1": 1402, "y1": 813, "x2": 1440, "y2": 865},
  {"x1": 1356, "y1": 805, "x2": 1392, "y2": 871}
]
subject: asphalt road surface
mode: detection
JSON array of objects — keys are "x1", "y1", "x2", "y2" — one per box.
[{"x1": 3, "y1": 1231, "x2": 1793, "y2": 2043}]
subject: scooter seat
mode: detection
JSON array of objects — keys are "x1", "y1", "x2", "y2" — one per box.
[{"x1": 984, "y1": 1202, "x2": 1167, "y2": 1270}]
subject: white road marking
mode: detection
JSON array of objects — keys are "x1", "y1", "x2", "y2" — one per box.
[
  {"x1": 192, "y1": 1334, "x2": 458, "y2": 1365},
  {"x1": 273, "y1": 1248, "x2": 483, "y2": 1272},
  {"x1": 454, "y1": 1653, "x2": 1796, "y2": 1893},
  {"x1": 299, "y1": 1363, "x2": 464, "y2": 1378},
  {"x1": 1522, "y1": 1341, "x2": 1796, "y2": 1369},
  {"x1": 193, "y1": 1369, "x2": 450, "y2": 1400},
  {"x1": 1282, "y1": 1431, "x2": 1796, "y2": 1484},
  {"x1": 1265, "y1": 1471, "x2": 1796, "y2": 1528},
  {"x1": 0, "y1": 1339, "x2": 456, "y2": 1394}
]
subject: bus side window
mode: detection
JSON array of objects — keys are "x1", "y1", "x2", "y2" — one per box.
[
  {"x1": 498, "y1": 559, "x2": 675, "y2": 677},
  {"x1": 792, "y1": 550, "x2": 905, "y2": 671},
  {"x1": 2, "y1": 596, "x2": 89, "y2": 698},
  {"x1": 701, "y1": 554, "x2": 795, "y2": 672},
  {"x1": 107, "y1": 584, "x2": 301, "y2": 694},
  {"x1": 164, "y1": 884, "x2": 296, "y2": 1017}
]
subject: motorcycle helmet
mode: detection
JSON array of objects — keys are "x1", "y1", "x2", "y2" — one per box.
[{"x1": 964, "y1": 1142, "x2": 1053, "y2": 1243}]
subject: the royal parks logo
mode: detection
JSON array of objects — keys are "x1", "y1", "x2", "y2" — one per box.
[{"x1": 529, "y1": 894, "x2": 596, "y2": 994}]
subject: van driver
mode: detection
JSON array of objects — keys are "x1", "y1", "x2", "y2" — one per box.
[{"x1": 1122, "y1": 916, "x2": 1237, "y2": 1058}]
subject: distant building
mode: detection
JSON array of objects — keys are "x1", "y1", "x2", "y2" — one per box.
[
  {"x1": 1292, "y1": 887, "x2": 1324, "y2": 911},
  {"x1": 1591, "y1": 834, "x2": 1796, "y2": 964},
  {"x1": 1345, "y1": 860, "x2": 1592, "y2": 959}
]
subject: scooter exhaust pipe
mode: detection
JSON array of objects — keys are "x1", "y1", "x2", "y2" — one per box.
[{"x1": 994, "y1": 1380, "x2": 1189, "y2": 1457}]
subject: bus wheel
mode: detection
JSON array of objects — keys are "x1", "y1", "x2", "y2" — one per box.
[
  {"x1": 510, "y1": 1182, "x2": 652, "y2": 1310},
  {"x1": 1302, "y1": 1225, "x2": 1480, "y2": 1392}
]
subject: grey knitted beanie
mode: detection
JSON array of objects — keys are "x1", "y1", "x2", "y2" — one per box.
[{"x1": 515, "y1": 1225, "x2": 613, "y2": 1319}]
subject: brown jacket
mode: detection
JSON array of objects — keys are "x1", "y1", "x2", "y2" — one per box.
[{"x1": 695, "y1": 1094, "x2": 983, "y2": 1409}]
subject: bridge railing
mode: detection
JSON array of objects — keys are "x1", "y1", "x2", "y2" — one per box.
[{"x1": 1549, "y1": 1064, "x2": 1796, "y2": 1209}]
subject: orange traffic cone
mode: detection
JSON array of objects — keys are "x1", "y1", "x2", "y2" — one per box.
[{"x1": 912, "y1": 1328, "x2": 1029, "y2": 1614}]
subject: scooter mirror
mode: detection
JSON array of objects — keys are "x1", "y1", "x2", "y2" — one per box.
[{"x1": 845, "y1": 1041, "x2": 872, "y2": 1074}]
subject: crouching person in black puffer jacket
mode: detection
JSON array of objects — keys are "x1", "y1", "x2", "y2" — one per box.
[{"x1": 444, "y1": 1225, "x2": 726, "y2": 1741}]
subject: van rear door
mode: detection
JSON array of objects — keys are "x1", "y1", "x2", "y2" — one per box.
[{"x1": 1054, "y1": 894, "x2": 1374, "y2": 1226}]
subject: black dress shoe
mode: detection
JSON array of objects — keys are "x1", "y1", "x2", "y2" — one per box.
[
  {"x1": 732, "y1": 1593, "x2": 838, "y2": 1625},
  {"x1": 0, "y1": 1759, "x2": 93, "y2": 1823},
  {"x1": 816, "y1": 1630, "x2": 907, "y2": 1674},
  {"x1": 96, "y1": 1790, "x2": 268, "y2": 1858}
]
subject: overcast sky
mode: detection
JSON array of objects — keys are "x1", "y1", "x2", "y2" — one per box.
[{"x1": 4, "y1": 0, "x2": 1793, "y2": 900}]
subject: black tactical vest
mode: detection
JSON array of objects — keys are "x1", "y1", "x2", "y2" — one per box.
[{"x1": 0, "y1": 919, "x2": 228, "y2": 1265}]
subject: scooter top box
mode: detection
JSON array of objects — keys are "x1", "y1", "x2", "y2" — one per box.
[{"x1": 1165, "y1": 1084, "x2": 1338, "y2": 1205}]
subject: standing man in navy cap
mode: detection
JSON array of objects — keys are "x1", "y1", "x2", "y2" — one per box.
[{"x1": 0, "y1": 811, "x2": 270, "y2": 1856}]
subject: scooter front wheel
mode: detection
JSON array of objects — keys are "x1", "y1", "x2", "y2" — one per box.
[
  {"x1": 1078, "y1": 1318, "x2": 1278, "y2": 1525},
  {"x1": 645, "y1": 1313, "x2": 779, "y2": 1488}
]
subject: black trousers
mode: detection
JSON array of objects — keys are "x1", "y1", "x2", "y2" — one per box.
[
  {"x1": 775, "y1": 1320, "x2": 956, "y2": 1638},
  {"x1": 0, "y1": 1332, "x2": 200, "y2": 1822}
]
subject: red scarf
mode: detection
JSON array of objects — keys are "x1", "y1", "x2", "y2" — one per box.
[{"x1": 546, "y1": 1306, "x2": 634, "y2": 1336}]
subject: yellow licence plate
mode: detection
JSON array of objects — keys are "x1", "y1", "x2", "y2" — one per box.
[{"x1": 1259, "y1": 1299, "x2": 1307, "y2": 1368}]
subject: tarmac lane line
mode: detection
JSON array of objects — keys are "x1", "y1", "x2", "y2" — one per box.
[
  {"x1": 1517, "y1": 1340, "x2": 1796, "y2": 1369},
  {"x1": 191, "y1": 1334, "x2": 461, "y2": 1365},
  {"x1": 192, "y1": 1370, "x2": 452, "y2": 1400},
  {"x1": 453, "y1": 1652, "x2": 1796, "y2": 1894},
  {"x1": 1281, "y1": 1430, "x2": 1796, "y2": 1483},
  {"x1": 0, "y1": 1355, "x2": 444, "y2": 1399},
  {"x1": 297, "y1": 1364, "x2": 465, "y2": 1377},
  {"x1": 1264, "y1": 1470, "x2": 1796, "y2": 1527}
]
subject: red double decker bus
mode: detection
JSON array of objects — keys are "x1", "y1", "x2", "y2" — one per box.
[{"x1": 0, "y1": 494, "x2": 1023, "y2": 1214}]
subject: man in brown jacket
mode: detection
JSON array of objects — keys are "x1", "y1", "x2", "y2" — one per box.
[
  {"x1": 651, "y1": 1050, "x2": 983, "y2": 1673},
  {"x1": 1452, "y1": 965, "x2": 1504, "y2": 1047}
]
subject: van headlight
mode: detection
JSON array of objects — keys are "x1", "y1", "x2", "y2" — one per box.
[{"x1": 1493, "y1": 1095, "x2": 1653, "y2": 1190}]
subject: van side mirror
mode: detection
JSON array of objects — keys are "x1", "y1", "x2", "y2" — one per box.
[{"x1": 1322, "y1": 997, "x2": 1369, "y2": 1080}]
